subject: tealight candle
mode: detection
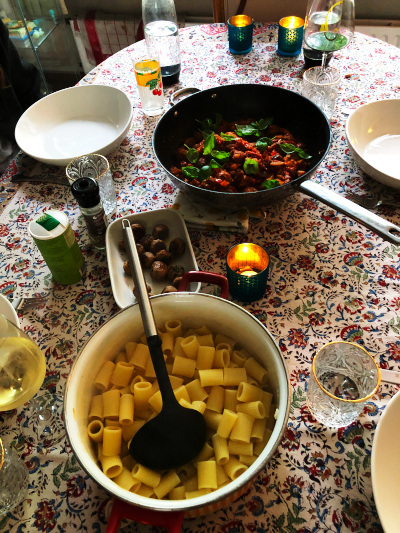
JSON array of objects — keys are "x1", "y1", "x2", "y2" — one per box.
[
  {"x1": 226, "y1": 243, "x2": 270, "y2": 302},
  {"x1": 227, "y1": 15, "x2": 254, "y2": 55},
  {"x1": 277, "y1": 16, "x2": 305, "y2": 57}
]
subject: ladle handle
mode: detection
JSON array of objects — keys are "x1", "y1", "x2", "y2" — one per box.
[
  {"x1": 122, "y1": 219, "x2": 176, "y2": 405},
  {"x1": 122, "y1": 219, "x2": 157, "y2": 337}
]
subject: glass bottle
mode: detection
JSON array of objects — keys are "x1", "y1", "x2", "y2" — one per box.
[
  {"x1": 142, "y1": 0, "x2": 181, "y2": 86},
  {"x1": 71, "y1": 178, "x2": 108, "y2": 250}
]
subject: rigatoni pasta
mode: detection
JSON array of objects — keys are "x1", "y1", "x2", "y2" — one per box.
[{"x1": 88, "y1": 320, "x2": 276, "y2": 500}]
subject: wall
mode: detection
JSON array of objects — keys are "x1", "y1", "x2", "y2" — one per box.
[{"x1": 64, "y1": 0, "x2": 400, "y2": 22}]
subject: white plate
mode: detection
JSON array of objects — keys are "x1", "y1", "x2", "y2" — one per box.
[
  {"x1": 15, "y1": 85, "x2": 133, "y2": 166},
  {"x1": 0, "y1": 294, "x2": 20, "y2": 327},
  {"x1": 106, "y1": 209, "x2": 200, "y2": 308},
  {"x1": 346, "y1": 99, "x2": 400, "y2": 189},
  {"x1": 371, "y1": 389, "x2": 400, "y2": 532}
]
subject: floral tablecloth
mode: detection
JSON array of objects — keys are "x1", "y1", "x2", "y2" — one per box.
[{"x1": 1, "y1": 23, "x2": 400, "y2": 533}]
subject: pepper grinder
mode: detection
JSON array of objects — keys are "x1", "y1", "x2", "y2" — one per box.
[{"x1": 71, "y1": 178, "x2": 108, "y2": 250}]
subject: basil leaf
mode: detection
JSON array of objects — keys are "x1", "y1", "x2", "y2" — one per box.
[
  {"x1": 199, "y1": 165, "x2": 212, "y2": 180},
  {"x1": 220, "y1": 132, "x2": 236, "y2": 141},
  {"x1": 235, "y1": 124, "x2": 259, "y2": 137},
  {"x1": 197, "y1": 113, "x2": 222, "y2": 132},
  {"x1": 200, "y1": 129, "x2": 214, "y2": 140},
  {"x1": 211, "y1": 150, "x2": 230, "y2": 162},
  {"x1": 203, "y1": 133, "x2": 215, "y2": 155},
  {"x1": 184, "y1": 145, "x2": 199, "y2": 164},
  {"x1": 280, "y1": 143, "x2": 312, "y2": 159},
  {"x1": 243, "y1": 158, "x2": 259, "y2": 175},
  {"x1": 255, "y1": 117, "x2": 274, "y2": 130},
  {"x1": 256, "y1": 137, "x2": 274, "y2": 152},
  {"x1": 209, "y1": 159, "x2": 222, "y2": 168},
  {"x1": 261, "y1": 179, "x2": 280, "y2": 189},
  {"x1": 182, "y1": 166, "x2": 200, "y2": 179}
]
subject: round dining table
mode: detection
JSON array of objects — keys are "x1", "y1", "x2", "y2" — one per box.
[{"x1": 1, "y1": 22, "x2": 400, "y2": 533}]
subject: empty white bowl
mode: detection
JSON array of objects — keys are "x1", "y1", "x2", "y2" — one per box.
[
  {"x1": 346, "y1": 99, "x2": 400, "y2": 189},
  {"x1": 15, "y1": 85, "x2": 133, "y2": 166}
]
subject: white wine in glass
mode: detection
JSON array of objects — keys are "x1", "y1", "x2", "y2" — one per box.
[
  {"x1": 0, "y1": 315, "x2": 63, "y2": 447},
  {"x1": 304, "y1": 0, "x2": 355, "y2": 67},
  {"x1": 0, "y1": 317, "x2": 46, "y2": 411}
]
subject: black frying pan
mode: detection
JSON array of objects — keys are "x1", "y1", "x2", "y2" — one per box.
[{"x1": 153, "y1": 84, "x2": 400, "y2": 244}]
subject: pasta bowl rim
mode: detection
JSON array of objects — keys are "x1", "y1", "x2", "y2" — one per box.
[{"x1": 64, "y1": 292, "x2": 291, "y2": 512}]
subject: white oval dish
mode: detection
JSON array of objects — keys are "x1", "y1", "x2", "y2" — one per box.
[
  {"x1": 346, "y1": 99, "x2": 400, "y2": 189},
  {"x1": 371, "y1": 389, "x2": 400, "y2": 532},
  {"x1": 0, "y1": 294, "x2": 20, "y2": 327},
  {"x1": 15, "y1": 85, "x2": 133, "y2": 166},
  {"x1": 106, "y1": 209, "x2": 200, "y2": 308}
]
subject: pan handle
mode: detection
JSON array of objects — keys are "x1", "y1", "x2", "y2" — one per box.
[
  {"x1": 170, "y1": 87, "x2": 200, "y2": 106},
  {"x1": 106, "y1": 499, "x2": 184, "y2": 533},
  {"x1": 298, "y1": 179, "x2": 400, "y2": 245},
  {"x1": 178, "y1": 271, "x2": 230, "y2": 299}
]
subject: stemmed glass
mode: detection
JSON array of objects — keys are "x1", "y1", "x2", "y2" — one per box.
[
  {"x1": 303, "y1": 0, "x2": 355, "y2": 67},
  {"x1": 0, "y1": 314, "x2": 64, "y2": 448}
]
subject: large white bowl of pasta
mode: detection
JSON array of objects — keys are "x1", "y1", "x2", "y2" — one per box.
[{"x1": 64, "y1": 282, "x2": 290, "y2": 529}]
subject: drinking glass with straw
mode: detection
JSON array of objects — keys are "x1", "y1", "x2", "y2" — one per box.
[{"x1": 303, "y1": 0, "x2": 355, "y2": 68}]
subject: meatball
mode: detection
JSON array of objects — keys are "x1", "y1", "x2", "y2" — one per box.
[
  {"x1": 172, "y1": 276, "x2": 183, "y2": 289},
  {"x1": 155, "y1": 249, "x2": 173, "y2": 264},
  {"x1": 130, "y1": 223, "x2": 146, "y2": 240},
  {"x1": 152, "y1": 224, "x2": 169, "y2": 240},
  {"x1": 140, "y1": 251, "x2": 155, "y2": 268},
  {"x1": 150, "y1": 239, "x2": 166, "y2": 255},
  {"x1": 123, "y1": 261, "x2": 131, "y2": 275},
  {"x1": 133, "y1": 283, "x2": 152, "y2": 297},
  {"x1": 139, "y1": 234, "x2": 154, "y2": 251},
  {"x1": 169, "y1": 237, "x2": 186, "y2": 257},
  {"x1": 167, "y1": 264, "x2": 185, "y2": 282},
  {"x1": 136, "y1": 243, "x2": 145, "y2": 257},
  {"x1": 150, "y1": 261, "x2": 168, "y2": 281},
  {"x1": 161, "y1": 285, "x2": 177, "y2": 294}
]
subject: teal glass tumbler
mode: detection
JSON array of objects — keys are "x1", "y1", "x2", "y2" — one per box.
[
  {"x1": 228, "y1": 15, "x2": 254, "y2": 54},
  {"x1": 277, "y1": 16, "x2": 305, "y2": 57},
  {"x1": 226, "y1": 243, "x2": 270, "y2": 302}
]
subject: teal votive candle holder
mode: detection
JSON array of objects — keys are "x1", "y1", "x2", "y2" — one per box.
[
  {"x1": 228, "y1": 15, "x2": 254, "y2": 54},
  {"x1": 226, "y1": 243, "x2": 270, "y2": 302},
  {"x1": 277, "y1": 16, "x2": 305, "y2": 57}
]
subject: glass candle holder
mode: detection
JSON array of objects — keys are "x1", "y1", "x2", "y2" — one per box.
[
  {"x1": 227, "y1": 15, "x2": 254, "y2": 54},
  {"x1": 277, "y1": 16, "x2": 305, "y2": 56},
  {"x1": 226, "y1": 243, "x2": 269, "y2": 302}
]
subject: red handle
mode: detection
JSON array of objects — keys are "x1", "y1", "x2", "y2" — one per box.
[
  {"x1": 106, "y1": 499, "x2": 184, "y2": 533},
  {"x1": 178, "y1": 271, "x2": 229, "y2": 300}
]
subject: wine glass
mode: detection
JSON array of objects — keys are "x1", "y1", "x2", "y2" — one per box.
[
  {"x1": 0, "y1": 314, "x2": 64, "y2": 448},
  {"x1": 303, "y1": 0, "x2": 355, "y2": 68}
]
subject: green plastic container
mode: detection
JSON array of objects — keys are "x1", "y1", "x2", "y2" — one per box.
[{"x1": 29, "y1": 210, "x2": 85, "y2": 285}]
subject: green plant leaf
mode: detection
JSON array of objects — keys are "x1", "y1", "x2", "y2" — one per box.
[
  {"x1": 199, "y1": 165, "x2": 212, "y2": 180},
  {"x1": 220, "y1": 132, "x2": 236, "y2": 141},
  {"x1": 280, "y1": 143, "x2": 312, "y2": 159},
  {"x1": 256, "y1": 136, "x2": 274, "y2": 151},
  {"x1": 184, "y1": 145, "x2": 199, "y2": 164},
  {"x1": 243, "y1": 158, "x2": 259, "y2": 175},
  {"x1": 211, "y1": 150, "x2": 230, "y2": 162},
  {"x1": 254, "y1": 117, "x2": 274, "y2": 130},
  {"x1": 261, "y1": 179, "x2": 280, "y2": 189},
  {"x1": 203, "y1": 132, "x2": 216, "y2": 155},
  {"x1": 182, "y1": 166, "x2": 199, "y2": 179},
  {"x1": 235, "y1": 123, "x2": 259, "y2": 137}
]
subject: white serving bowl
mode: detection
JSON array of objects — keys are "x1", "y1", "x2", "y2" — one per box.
[
  {"x1": 64, "y1": 290, "x2": 290, "y2": 524},
  {"x1": 346, "y1": 99, "x2": 400, "y2": 189},
  {"x1": 15, "y1": 85, "x2": 133, "y2": 166}
]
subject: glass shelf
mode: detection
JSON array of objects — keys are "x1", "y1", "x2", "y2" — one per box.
[{"x1": 10, "y1": 19, "x2": 59, "y2": 50}]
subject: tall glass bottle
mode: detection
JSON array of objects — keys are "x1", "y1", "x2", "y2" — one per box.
[{"x1": 142, "y1": 0, "x2": 181, "y2": 86}]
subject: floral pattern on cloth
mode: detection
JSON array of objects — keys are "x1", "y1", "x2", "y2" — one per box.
[{"x1": 0, "y1": 23, "x2": 400, "y2": 533}]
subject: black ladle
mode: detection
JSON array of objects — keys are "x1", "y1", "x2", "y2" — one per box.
[{"x1": 122, "y1": 219, "x2": 207, "y2": 471}]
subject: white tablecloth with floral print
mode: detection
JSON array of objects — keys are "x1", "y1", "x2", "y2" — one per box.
[{"x1": 1, "y1": 23, "x2": 400, "y2": 533}]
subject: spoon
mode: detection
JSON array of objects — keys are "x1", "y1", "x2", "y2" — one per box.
[{"x1": 122, "y1": 219, "x2": 207, "y2": 471}]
